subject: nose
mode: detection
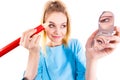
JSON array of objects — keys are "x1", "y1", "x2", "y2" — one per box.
[{"x1": 54, "y1": 27, "x2": 61, "y2": 35}]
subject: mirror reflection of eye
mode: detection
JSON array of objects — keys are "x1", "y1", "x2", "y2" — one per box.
[
  {"x1": 100, "y1": 18, "x2": 110, "y2": 23},
  {"x1": 96, "y1": 39, "x2": 103, "y2": 44}
]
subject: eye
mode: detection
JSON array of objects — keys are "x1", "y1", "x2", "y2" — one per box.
[
  {"x1": 96, "y1": 39, "x2": 103, "y2": 44},
  {"x1": 100, "y1": 18, "x2": 110, "y2": 23},
  {"x1": 61, "y1": 24, "x2": 67, "y2": 28},
  {"x1": 48, "y1": 24, "x2": 55, "y2": 28}
]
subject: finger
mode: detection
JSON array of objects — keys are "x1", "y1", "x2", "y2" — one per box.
[
  {"x1": 24, "y1": 29, "x2": 35, "y2": 43},
  {"x1": 100, "y1": 41, "x2": 117, "y2": 54},
  {"x1": 42, "y1": 22, "x2": 49, "y2": 28},
  {"x1": 29, "y1": 34, "x2": 39, "y2": 49},
  {"x1": 114, "y1": 27, "x2": 120, "y2": 36},
  {"x1": 101, "y1": 48, "x2": 114, "y2": 54},
  {"x1": 95, "y1": 36, "x2": 106, "y2": 45},
  {"x1": 93, "y1": 41, "x2": 106, "y2": 51},
  {"x1": 96, "y1": 41, "x2": 117, "y2": 52},
  {"x1": 26, "y1": 29, "x2": 37, "y2": 39},
  {"x1": 20, "y1": 36, "x2": 24, "y2": 46},
  {"x1": 107, "y1": 36, "x2": 120, "y2": 43},
  {"x1": 106, "y1": 43, "x2": 117, "y2": 49},
  {"x1": 23, "y1": 29, "x2": 37, "y2": 47},
  {"x1": 86, "y1": 30, "x2": 98, "y2": 48},
  {"x1": 20, "y1": 29, "x2": 35, "y2": 45},
  {"x1": 35, "y1": 35, "x2": 41, "y2": 45}
]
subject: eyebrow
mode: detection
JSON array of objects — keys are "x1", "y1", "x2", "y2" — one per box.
[
  {"x1": 100, "y1": 16, "x2": 113, "y2": 20},
  {"x1": 49, "y1": 21, "x2": 67, "y2": 25},
  {"x1": 102, "y1": 15, "x2": 112, "y2": 17},
  {"x1": 49, "y1": 21, "x2": 55, "y2": 24}
]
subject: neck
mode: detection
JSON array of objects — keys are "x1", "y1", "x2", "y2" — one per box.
[{"x1": 47, "y1": 41, "x2": 62, "y2": 47}]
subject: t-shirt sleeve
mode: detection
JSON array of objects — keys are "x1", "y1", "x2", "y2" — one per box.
[{"x1": 71, "y1": 39, "x2": 86, "y2": 80}]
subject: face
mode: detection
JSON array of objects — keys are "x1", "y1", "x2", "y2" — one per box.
[{"x1": 45, "y1": 12, "x2": 67, "y2": 46}]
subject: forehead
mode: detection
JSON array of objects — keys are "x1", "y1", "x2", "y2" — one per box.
[
  {"x1": 45, "y1": 12, "x2": 67, "y2": 24},
  {"x1": 101, "y1": 12, "x2": 113, "y2": 17}
]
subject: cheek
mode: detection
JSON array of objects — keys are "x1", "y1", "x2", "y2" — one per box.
[
  {"x1": 45, "y1": 28, "x2": 50, "y2": 34},
  {"x1": 46, "y1": 31, "x2": 51, "y2": 40},
  {"x1": 46, "y1": 30, "x2": 50, "y2": 36},
  {"x1": 45, "y1": 29, "x2": 53, "y2": 37},
  {"x1": 63, "y1": 29, "x2": 67, "y2": 35}
]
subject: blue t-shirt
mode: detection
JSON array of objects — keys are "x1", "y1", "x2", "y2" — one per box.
[{"x1": 35, "y1": 39, "x2": 86, "y2": 80}]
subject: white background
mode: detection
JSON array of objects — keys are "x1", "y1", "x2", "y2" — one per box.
[{"x1": 0, "y1": 0, "x2": 120, "y2": 80}]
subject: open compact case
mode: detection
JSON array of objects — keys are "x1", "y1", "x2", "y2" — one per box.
[
  {"x1": 93, "y1": 11, "x2": 115, "y2": 50},
  {"x1": 97, "y1": 11, "x2": 114, "y2": 36}
]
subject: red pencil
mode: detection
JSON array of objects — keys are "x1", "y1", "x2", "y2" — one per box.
[{"x1": 0, "y1": 25, "x2": 45, "y2": 57}]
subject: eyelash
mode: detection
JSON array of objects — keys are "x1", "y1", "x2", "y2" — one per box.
[
  {"x1": 100, "y1": 18, "x2": 110, "y2": 23},
  {"x1": 61, "y1": 25, "x2": 66, "y2": 28},
  {"x1": 48, "y1": 24, "x2": 55, "y2": 28},
  {"x1": 48, "y1": 24, "x2": 67, "y2": 28}
]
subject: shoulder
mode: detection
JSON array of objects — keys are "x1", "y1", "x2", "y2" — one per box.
[
  {"x1": 68, "y1": 38, "x2": 82, "y2": 48},
  {"x1": 68, "y1": 38, "x2": 83, "y2": 53}
]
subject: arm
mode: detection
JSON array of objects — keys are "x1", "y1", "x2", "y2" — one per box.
[
  {"x1": 86, "y1": 58, "x2": 97, "y2": 80},
  {"x1": 24, "y1": 52, "x2": 39, "y2": 80},
  {"x1": 20, "y1": 29, "x2": 41, "y2": 79},
  {"x1": 85, "y1": 27, "x2": 120, "y2": 80},
  {"x1": 85, "y1": 30, "x2": 102, "y2": 80}
]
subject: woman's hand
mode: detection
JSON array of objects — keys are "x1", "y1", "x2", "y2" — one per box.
[
  {"x1": 85, "y1": 27, "x2": 120, "y2": 80},
  {"x1": 86, "y1": 26, "x2": 120, "y2": 61},
  {"x1": 20, "y1": 28, "x2": 41, "y2": 79},
  {"x1": 20, "y1": 28, "x2": 41, "y2": 54}
]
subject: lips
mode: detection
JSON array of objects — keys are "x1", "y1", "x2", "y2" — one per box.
[{"x1": 52, "y1": 36, "x2": 61, "y2": 38}]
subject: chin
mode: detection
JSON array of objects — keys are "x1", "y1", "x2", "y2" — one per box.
[{"x1": 53, "y1": 39, "x2": 62, "y2": 43}]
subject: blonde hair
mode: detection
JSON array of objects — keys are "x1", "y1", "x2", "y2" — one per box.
[{"x1": 41, "y1": 0, "x2": 71, "y2": 54}]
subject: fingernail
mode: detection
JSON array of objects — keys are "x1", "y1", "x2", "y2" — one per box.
[{"x1": 34, "y1": 29, "x2": 37, "y2": 32}]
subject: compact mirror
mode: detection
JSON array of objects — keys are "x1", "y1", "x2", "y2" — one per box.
[
  {"x1": 94, "y1": 11, "x2": 115, "y2": 50},
  {"x1": 97, "y1": 11, "x2": 114, "y2": 36}
]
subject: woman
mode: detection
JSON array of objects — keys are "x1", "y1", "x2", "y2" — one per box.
[
  {"x1": 21, "y1": 0, "x2": 85, "y2": 80},
  {"x1": 20, "y1": 0, "x2": 120, "y2": 80}
]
